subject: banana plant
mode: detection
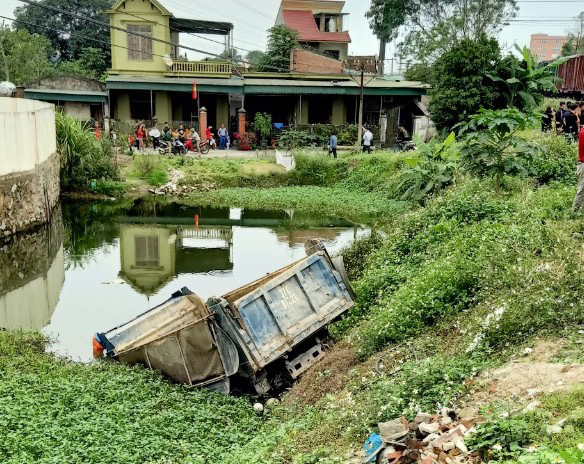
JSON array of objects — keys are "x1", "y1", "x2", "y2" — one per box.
[
  {"x1": 488, "y1": 45, "x2": 569, "y2": 110},
  {"x1": 398, "y1": 131, "x2": 460, "y2": 201}
]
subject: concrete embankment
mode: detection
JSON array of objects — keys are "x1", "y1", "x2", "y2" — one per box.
[{"x1": 0, "y1": 98, "x2": 60, "y2": 237}]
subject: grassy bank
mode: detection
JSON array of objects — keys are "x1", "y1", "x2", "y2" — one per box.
[{"x1": 4, "y1": 132, "x2": 584, "y2": 463}]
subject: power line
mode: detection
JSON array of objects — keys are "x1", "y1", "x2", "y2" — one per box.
[
  {"x1": 89, "y1": 0, "x2": 264, "y2": 57},
  {"x1": 0, "y1": 14, "x2": 170, "y2": 61},
  {"x1": 14, "y1": 0, "x2": 292, "y2": 72}
]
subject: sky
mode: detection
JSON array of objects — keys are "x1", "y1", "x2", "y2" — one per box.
[{"x1": 0, "y1": 0, "x2": 582, "y2": 66}]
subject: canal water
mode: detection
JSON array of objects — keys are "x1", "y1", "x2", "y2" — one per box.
[{"x1": 0, "y1": 198, "x2": 370, "y2": 362}]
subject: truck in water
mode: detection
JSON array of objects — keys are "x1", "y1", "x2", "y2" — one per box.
[{"x1": 93, "y1": 241, "x2": 355, "y2": 394}]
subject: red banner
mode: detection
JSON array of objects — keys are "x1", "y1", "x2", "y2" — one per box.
[{"x1": 192, "y1": 80, "x2": 198, "y2": 100}]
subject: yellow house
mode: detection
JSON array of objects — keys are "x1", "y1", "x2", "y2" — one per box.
[
  {"x1": 105, "y1": 0, "x2": 428, "y2": 139},
  {"x1": 107, "y1": 0, "x2": 234, "y2": 127}
]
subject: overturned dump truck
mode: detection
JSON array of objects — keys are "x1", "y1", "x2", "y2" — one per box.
[{"x1": 94, "y1": 241, "x2": 355, "y2": 394}]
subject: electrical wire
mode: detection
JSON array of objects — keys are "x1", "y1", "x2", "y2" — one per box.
[{"x1": 14, "y1": 0, "x2": 293, "y2": 73}]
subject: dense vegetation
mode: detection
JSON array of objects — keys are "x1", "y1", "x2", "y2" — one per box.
[
  {"x1": 3, "y1": 129, "x2": 583, "y2": 463},
  {"x1": 0, "y1": 332, "x2": 261, "y2": 464},
  {"x1": 56, "y1": 111, "x2": 119, "y2": 191}
]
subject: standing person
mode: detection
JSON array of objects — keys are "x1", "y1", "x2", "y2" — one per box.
[
  {"x1": 94, "y1": 121, "x2": 102, "y2": 140},
  {"x1": 218, "y1": 124, "x2": 228, "y2": 150},
  {"x1": 149, "y1": 125, "x2": 161, "y2": 149},
  {"x1": 556, "y1": 102, "x2": 566, "y2": 133},
  {"x1": 542, "y1": 107, "x2": 553, "y2": 132},
  {"x1": 363, "y1": 127, "x2": 373, "y2": 153},
  {"x1": 572, "y1": 126, "x2": 584, "y2": 211},
  {"x1": 192, "y1": 128, "x2": 201, "y2": 158},
  {"x1": 162, "y1": 122, "x2": 171, "y2": 141},
  {"x1": 329, "y1": 133, "x2": 338, "y2": 159},
  {"x1": 136, "y1": 124, "x2": 146, "y2": 151},
  {"x1": 177, "y1": 124, "x2": 186, "y2": 143},
  {"x1": 564, "y1": 103, "x2": 580, "y2": 142}
]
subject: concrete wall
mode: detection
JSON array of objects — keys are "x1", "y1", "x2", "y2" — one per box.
[
  {"x1": 0, "y1": 98, "x2": 60, "y2": 237},
  {"x1": 155, "y1": 91, "x2": 172, "y2": 123},
  {"x1": 64, "y1": 101, "x2": 91, "y2": 121},
  {"x1": 216, "y1": 96, "x2": 229, "y2": 129},
  {"x1": 332, "y1": 96, "x2": 347, "y2": 125}
]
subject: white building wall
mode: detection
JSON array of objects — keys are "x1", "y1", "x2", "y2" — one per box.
[{"x1": 0, "y1": 98, "x2": 56, "y2": 177}]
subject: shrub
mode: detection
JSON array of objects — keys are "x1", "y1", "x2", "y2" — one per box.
[
  {"x1": 56, "y1": 111, "x2": 119, "y2": 190},
  {"x1": 396, "y1": 132, "x2": 460, "y2": 201},
  {"x1": 529, "y1": 133, "x2": 577, "y2": 185},
  {"x1": 459, "y1": 108, "x2": 539, "y2": 192}
]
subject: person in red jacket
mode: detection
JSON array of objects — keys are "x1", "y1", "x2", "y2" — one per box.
[{"x1": 573, "y1": 127, "x2": 584, "y2": 211}]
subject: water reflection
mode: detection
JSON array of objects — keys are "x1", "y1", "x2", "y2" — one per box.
[
  {"x1": 119, "y1": 225, "x2": 233, "y2": 295},
  {"x1": 1, "y1": 199, "x2": 370, "y2": 361},
  {"x1": 0, "y1": 208, "x2": 65, "y2": 330}
]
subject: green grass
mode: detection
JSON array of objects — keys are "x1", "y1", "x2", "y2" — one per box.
[
  {"x1": 0, "y1": 332, "x2": 261, "y2": 464},
  {"x1": 181, "y1": 186, "x2": 409, "y2": 221}
]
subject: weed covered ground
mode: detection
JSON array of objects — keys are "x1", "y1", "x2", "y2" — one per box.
[
  {"x1": 0, "y1": 332, "x2": 261, "y2": 464},
  {"x1": 3, "y1": 132, "x2": 584, "y2": 463}
]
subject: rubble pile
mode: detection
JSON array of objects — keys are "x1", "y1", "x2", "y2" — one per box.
[
  {"x1": 369, "y1": 408, "x2": 480, "y2": 464},
  {"x1": 148, "y1": 181, "x2": 217, "y2": 196}
]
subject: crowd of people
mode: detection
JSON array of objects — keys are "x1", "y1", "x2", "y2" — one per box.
[
  {"x1": 542, "y1": 101, "x2": 584, "y2": 141},
  {"x1": 127, "y1": 121, "x2": 237, "y2": 154}
]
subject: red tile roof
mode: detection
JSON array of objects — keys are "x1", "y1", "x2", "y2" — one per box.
[{"x1": 282, "y1": 10, "x2": 351, "y2": 43}]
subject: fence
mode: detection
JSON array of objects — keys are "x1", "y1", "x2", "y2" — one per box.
[{"x1": 169, "y1": 61, "x2": 232, "y2": 76}]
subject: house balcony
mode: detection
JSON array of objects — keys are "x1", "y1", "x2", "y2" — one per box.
[{"x1": 164, "y1": 61, "x2": 233, "y2": 78}]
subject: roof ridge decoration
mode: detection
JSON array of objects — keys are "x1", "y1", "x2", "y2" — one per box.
[{"x1": 109, "y1": 0, "x2": 172, "y2": 16}]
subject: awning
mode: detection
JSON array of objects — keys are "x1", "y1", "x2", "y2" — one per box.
[
  {"x1": 24, "y1": 89, "x2": 108, "y2": 103},
  {"x1": 106, "y1": 75, "x2": 428, "y2": 97}
]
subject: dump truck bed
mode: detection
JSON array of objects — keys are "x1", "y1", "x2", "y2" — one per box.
[{"x1": 209, "y1": 250, "x2": 354, "y2": 374}]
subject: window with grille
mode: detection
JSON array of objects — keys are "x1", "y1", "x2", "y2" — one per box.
[
  {"x1": 127, "y1": 24, "x2": 153, "y2": 61},
  {"x1": 135, "y1": 236, "x2": 159, "y2": 267}
]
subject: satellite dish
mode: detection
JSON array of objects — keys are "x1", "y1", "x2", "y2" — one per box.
[
  {"x1": 0, "y1": 81, "x2": 16, "y2": 97},
  {"x1": 163, "y1": 54, "x2": 174, "y2": 67}
]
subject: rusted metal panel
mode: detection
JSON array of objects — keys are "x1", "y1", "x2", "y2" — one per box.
[
  {"x1": 212, "y1": 251, "x2": 354, "y2": 372},
  {"x1": 558, "y1": 55, "x2": 584, "y2": 93}
]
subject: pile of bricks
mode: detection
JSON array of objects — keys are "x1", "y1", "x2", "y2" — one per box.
[{"x1": 372, "y1": 408, "x2": 480, "y2": 464}]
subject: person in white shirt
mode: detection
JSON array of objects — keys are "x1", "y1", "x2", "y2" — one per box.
[
  {"x1": 363, "y1": 128, "x2": 373, "y2": 153},
  {"x1": 149, "y1": 126, "x2": 161, "y2": 149}
]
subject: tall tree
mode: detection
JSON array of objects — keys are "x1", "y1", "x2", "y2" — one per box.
[
  {"x1": 0, "y1": 25, "x2": 54, "y2": 84},
  {"x1": 259, "y1": 25, "x2": 298, "y2": 72},
  {"x1": 366, "y1": 0, "x2": 517, "y2": 67},
  {"x1": 429, "y1": 36, "x2": 507, "y2": 131},
  {"x1": 14, "y1": 0, "x2": 113, "y2": 64},
  {"x1": 561, "y1": 12, "x2": 584, "y2": 56}
]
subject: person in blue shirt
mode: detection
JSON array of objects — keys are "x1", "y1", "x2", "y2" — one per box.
[{"x1": 329, "y1": 133, "x2": 338, "y2": 159}]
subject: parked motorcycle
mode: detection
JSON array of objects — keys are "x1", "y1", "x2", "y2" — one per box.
[{"x1": 396, "y1": 138, "x2": 417, "y2": 152}]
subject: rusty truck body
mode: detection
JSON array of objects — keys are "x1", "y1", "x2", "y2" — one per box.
[{"x1": 95, "y1": 242, "x2": 354, "y2": 394}]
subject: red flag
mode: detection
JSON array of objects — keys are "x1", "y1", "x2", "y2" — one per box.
[{"x1": 192, "y1": 80, "x2": 198, "y2": 100}]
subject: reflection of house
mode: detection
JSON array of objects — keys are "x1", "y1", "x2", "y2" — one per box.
[{"x1": 119, "y1": 225, "x2": 233, "y2": 295}]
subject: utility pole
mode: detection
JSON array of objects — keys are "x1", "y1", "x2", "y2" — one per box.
[{"x1": 356, "y1": 62, "x2": 365, "y2": 150}]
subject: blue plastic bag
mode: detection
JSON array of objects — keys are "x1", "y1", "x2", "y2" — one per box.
[{"x1": 363, "y1": 432, "x2": 384, "y2": 463}]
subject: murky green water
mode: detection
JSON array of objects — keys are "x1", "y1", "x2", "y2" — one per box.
[{"x1": 0, "y1": 198, "x2": 370, "y2": 361}]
